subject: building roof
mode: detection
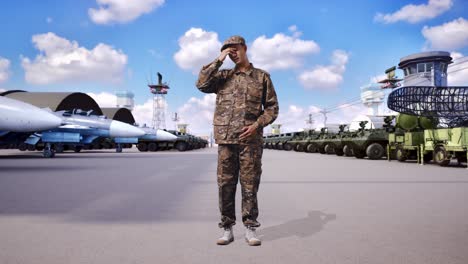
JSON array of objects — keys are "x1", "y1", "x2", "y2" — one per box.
[
  {"x1": 2, "y1": 91, "x2": 103, "y2": 115},
  {"x1": 101, "y1": 108, "x2": 136, "y2": 124},
  {"x1": 398, "y1": 51, "x2": 452, "y2": 68}
]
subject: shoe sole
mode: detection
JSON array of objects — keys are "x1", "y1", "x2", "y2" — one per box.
[
  {"x1": 245, "y1": 238, "x2": 261, "y2": 246},
  {"x1": 216, "y1": 237, "x2": 234, "y2": 245}
]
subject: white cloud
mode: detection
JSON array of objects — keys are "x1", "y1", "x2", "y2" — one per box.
[
  {"x1": 250, "y1": 31, "x2": 319, "y2": 71},
  {"x1": 21, "y1": 32, "x2": 128, "y2": 85},
  {"x1": 288, "y1": 25, "x2": 303, "y2": 38},
  {"x1": 131, "y1": 94, "x2": 215, "y2": 135},
  {"x1": 375, "y1": 0, "x2": 453, "y2": 24},
  {"x1": 174, "y1": 28, "x2": 222, "y2": 73},
  {"x1": 448, "y1": 52, "x2": 468, "y2": 85},
  {"x1": 422, "y1": 18, "x2": 468, "y2": 50},
  {"x1": 450, "y1": 51, "x2": 463, "y2": 60},
  {"x1": 89, "y1": 0, "x2": 164, "y2": 24},
  {"x1": 87, "y1": 92, "x2": 117, "y2": 107},
  {"x1": 298, "y1": 50, "x2": 350, "y2": 90},
  {"x1": 0, "y1": 57, "x2": 11, "y2": 83},
  {"x1": 370, "y1": 73, "x2": 388, "y2": 84},
  {"x1": 175, "y1": 94, "x2": 216, "y2": 135},
  {"x1": 132, "y1": 98, "x2": 154, "y2": 127}
]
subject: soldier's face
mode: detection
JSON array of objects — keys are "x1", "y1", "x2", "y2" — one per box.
[{"x1": 228, "y1": 44, "x2": 247, "y2": 65}]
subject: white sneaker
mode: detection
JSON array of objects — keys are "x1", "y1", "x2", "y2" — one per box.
[
  {"x1": 245, "y1": 227, "x2": 261, "y2": 246},
  {"x1": 217, "y1": 227, "x2": 234, "y2": 245}
]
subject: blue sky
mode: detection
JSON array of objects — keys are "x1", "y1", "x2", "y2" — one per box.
[{"x1": 0, "y1": 0, "x2": 467, "y2": 134}]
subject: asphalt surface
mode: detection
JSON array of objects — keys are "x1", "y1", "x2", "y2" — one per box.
[{"x1": 0, "y1": 147, "x2": 467, "y2": 264}]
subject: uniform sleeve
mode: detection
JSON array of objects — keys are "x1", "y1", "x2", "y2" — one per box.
[
  {"x1": 254, "y1": 74, "x2": 279, "y2": 129},
  {"x1": 196, "y1": 58, "x2": 224, "y2": 94}
]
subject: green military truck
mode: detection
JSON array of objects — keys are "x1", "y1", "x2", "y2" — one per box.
[{"x1": 342, "y1": 120, "x2": 389, "y2": 160}]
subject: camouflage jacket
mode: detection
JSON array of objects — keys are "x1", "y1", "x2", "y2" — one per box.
[{"x1": 196, "y1": 59, "x2": 279, "y2": 145}]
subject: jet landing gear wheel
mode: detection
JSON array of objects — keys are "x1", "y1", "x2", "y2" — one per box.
[
  {"x1": 116, "y1": 144, "x2": 123, "y2": 153},
  {"x1": 43, "y1": 143, "x2": 55, "y2": 158}
]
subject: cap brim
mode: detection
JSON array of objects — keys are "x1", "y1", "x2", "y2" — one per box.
[{"x1": 220, "y1": 43, "x2": 243, "y2": 51}]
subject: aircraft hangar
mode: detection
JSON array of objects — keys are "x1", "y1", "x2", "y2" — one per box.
[{"x1": 0, "y1": 90, "x2": 103, "y2": 116}]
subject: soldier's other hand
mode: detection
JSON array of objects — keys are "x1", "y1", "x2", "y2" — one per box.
[
  {"x1": 239, "y1": 125, "x2": 257, "y2": 140},
  {"x1": 218, "y1": 48, "x2": 234, "y2": 62}
]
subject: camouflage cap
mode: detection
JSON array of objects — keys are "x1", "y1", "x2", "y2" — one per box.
[{"x1": 221, "y1": 35, "x2": 246, "y2": 51}]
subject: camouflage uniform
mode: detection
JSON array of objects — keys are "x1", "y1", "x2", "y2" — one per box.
[{"x1": 196, "y1": 40, "x2": 279, "y2": 228}]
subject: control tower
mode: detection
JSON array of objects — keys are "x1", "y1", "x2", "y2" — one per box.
[
  {"x1": 271, "y1": 124, "x2": 281, "y2": 135},
  {"x1": 116, "y1": 90, "x2": 135, "y2": 110},
  {"x1": 361, "y1": 83, "x2": 385, "y2": 116},
  {"x1": 148, "y1": 72, "x2": 170, "y2": 129},
  {"x1": 398, "y1": 51, "x2": 452, "y2": 86}
]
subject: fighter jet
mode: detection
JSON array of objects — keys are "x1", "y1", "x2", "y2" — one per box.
[
  {"x1": 0, "y1": 96, "x2": 62, "y2": 150},
  {"x1": 0, "y1": 96, "x2": 61, "y2": 132},
  {"x1": 140, "y1": 127, "x2": 178, "y2": 141},
  {"x1": 136, "y1": 126, "x2": 178, "y2": 152},
  {"x1": 26, "y1": 109, "x2": 145, "y2": 157}
]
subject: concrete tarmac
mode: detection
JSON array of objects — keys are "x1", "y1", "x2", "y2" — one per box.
[{"x1": 0, "y1": 147, "x2": 467, "y2": 264}]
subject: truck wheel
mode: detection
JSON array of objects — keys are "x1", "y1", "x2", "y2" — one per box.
[
  {"x1": 295, "y1": 144, "x2": 304, "y2": 152},
  {"x1": 18, "y1": 143, "x2": 27, "y2": 151},
  {"x1": 335, "y1": 148, "x2": 344, "y2": 156},
  {"x1": 283, "y1": 143, "x2": 292, "y2": 151},
  {"x1": 324, "y1": 144, "x2": 334, "y2": 154},
  {"x1": 366, "y1": 143, "x2": 385, "y2": 160},
  {"x1": 74, "y1": 146, "x2": 82, "y2": 153},
  {"x1": 396, "y1": 148, "x2": 407, "y2": 162},
  {"x1": 137, "y1": 143, "x2": 148, "y2": 152},
  {"x1": 176, "y1": 142, "x2": 188, "y2": 152},
  {"x1": 306, "y1": 144, "x2": 317, "y2": 153},
  {"x1": 434, "y1": 146, "x2": 450, "y2": 166},
  {"x1": 148, "y1": 143, "x2": 158, "y2": 152},
  {"x1": 354, "y1": 149, "x2": 366, "y2": 159},
  {"x1": 318, "y1": 147, "x2": 326, "y2": 154},
  {"x1": 343, "y1": 145, "x2": 353, "y2": 157}
]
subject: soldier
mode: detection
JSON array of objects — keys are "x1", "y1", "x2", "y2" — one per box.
[{"x1": 196, "y1": 35, "x2": 279, "y2": 246}]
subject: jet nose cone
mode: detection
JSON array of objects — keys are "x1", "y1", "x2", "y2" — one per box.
[
  {"x1": 34, "y1": 110, "x2": 62, "y2": 131},
  {"x1": 109, "y1": 121, "x2": 145, "y2": 138},
  {"x1": 156, "y1": 129, "x2": 178, "y2": 141}
]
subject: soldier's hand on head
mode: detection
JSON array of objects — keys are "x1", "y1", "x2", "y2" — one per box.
[
  {"x1": 218, "y1": 47, "x2": 234, "y2": 62},
  {"x1": 239, "y1": 124, "x2": 258, "y2": 140}
]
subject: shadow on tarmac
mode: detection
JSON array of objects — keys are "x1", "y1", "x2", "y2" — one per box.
[{"x1": 256, "y1": 211, "x2": 336, "y2": 241}]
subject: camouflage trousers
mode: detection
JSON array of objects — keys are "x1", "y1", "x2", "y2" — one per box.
[{"x1": 217, "y1": 144, "x2": 263, "y2": 229}]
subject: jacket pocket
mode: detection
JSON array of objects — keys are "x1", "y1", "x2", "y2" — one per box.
[{"x1": 213, "y1": 125, "x2": 228, "y2": 140}]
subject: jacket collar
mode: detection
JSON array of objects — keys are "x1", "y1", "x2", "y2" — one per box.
[{"x1": 232, "y1": 63, "x2": 254, "y2": 76}]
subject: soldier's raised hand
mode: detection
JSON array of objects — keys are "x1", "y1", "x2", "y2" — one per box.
[{"x1": 218, "y1": 47, "x2": 234, "y2": 62}]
